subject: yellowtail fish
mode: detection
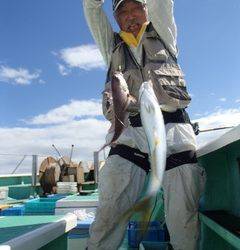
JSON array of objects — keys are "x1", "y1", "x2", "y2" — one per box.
[
  {"x1": 139, "y1": 81, "x2": 167, "y2": 196},
  {"x1": 119, "y1": 81, "x2": 166, "y2": 226}
]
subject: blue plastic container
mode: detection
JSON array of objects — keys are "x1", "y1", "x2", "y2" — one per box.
[
  {"x1": 0, "y1": 205, "x2": 25, "y2": 216},
  {"x1": 47, "y1": 194, "x2": 67, "y2": 199},
  {"x1": 68, "y1": 219, "x2": 93, "y2": 239},
  {"x1": 128, "y1": 221, "x2": 167, "y2": 248},
  {"x1": 140, "y1": 241, "x2": 169, "y2": 250},
  {"x1": 68, "y1": 219, "x2": 93, "y2": 250}
]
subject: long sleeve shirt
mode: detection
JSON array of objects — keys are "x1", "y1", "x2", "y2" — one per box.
[{"x1": 83, "y1": 0, "x2": 178, "y2": 67}]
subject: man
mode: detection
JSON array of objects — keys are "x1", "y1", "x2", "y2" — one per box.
[{"x1": 83, "y1": 0, "x2": 206, "y2": 249}]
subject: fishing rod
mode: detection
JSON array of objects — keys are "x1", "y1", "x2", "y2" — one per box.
[
  {"x1": 52, "y1": 144, "x2": 68, "y2": 165},
  {"x1": 192, "y1": 122, "x2": 235, "y2": 135},
  {"x1": 52, "y1": 144, "x2": 62, "y2": 158},
  {"x1": 69, "y1": 144, "x2": 74, "y2": 162},
  {"x1": 199, "y1": 126, "x2": 235, "y2": 133},
  {"x1": 11, "y1": 155, "x2": 26, "y2": 174}
]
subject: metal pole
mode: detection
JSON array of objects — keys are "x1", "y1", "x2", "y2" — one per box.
[
  {"x1": 69, "y1": 144, "x2": 74, "y2": 162},
  {"x1": 32, "y1": 155, "x2": 38, "y2": 187},
  {"x1": 93, "y1": 151, "x2": 99, "y2": 184}
]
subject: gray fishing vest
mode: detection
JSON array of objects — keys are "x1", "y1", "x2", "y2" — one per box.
[{"x1": 106, "y1": 23, "x2": 191, "y2": 112}]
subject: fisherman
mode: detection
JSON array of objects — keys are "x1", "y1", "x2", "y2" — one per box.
[{"x1": 83, "y1": 0, "x2": 206, "y2": 249}]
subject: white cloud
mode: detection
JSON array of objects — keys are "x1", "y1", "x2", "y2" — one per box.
[
  {"x1": 193, "y1": 108, "x2": 240, "y2": 129},
  {"x1": 193, "y1": 108, "x2": 240, "y2": 148},
  {"x1": 26, "y1": 99, "x2": 103, "y2": 125},
  {"x1": 58, "y1": 63, "x2": 71, "y2": 76},
  {"x1": 0, "y1": 99, "x2": 110, "y2": 174},
  {"x1": 0, "y1": 99, "x2": 109, "y2": 174},
  {"x1": 57, "y1": 44, "x2": 105, "y2": 71},
  {"x1": 0, "y1": 119, "x2": 110, "y2": 174},
  {"x1": 0, "y1": 65, "x2": 41, "y2": 85},
  {"x1": 219, "y1": 97, "x2": 227, "y2": 102},
  {"x1": 38, "y1": 79, "x2": 46, "y2": 84},
  {"x1": 235, "y1": 99, "x2": 240, "y2": 103},
  {"x1": 214, "y1": 106, "x2": 221, "y2": 110}
]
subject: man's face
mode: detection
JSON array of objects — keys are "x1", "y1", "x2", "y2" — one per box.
[{"x1": 115, "y1": 0, "x2": 148, "y2": 37}]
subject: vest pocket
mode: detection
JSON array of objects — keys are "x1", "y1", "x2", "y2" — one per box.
[
  {"x1": 152, "y1": 63, "x2": 186, "y2": 88},
  {"x1": 148, "y1": 63, "x2": 191, "y2": 108},
  {"x1": 144, "y1": 37, "x2": 169, "y2": 62},
  {"x1": 153, "y1": 63, "x2": 184, "y2": 79}
]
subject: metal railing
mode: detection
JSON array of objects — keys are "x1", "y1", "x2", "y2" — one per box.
[{"x1": 0, "y1": 148, "x2": 107, "y2": 184}]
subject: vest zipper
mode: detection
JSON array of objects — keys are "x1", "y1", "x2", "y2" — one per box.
[{"x1": 128, "y1": 48, "x2": 145, "y2": 83}]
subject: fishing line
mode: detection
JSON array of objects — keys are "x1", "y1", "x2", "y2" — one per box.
[{"x1": 114, "y1": 114, "x2": 127, "y2": 127}]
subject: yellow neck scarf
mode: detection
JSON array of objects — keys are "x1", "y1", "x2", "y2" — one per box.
[{"x1": 119, "y1": 22, "x2": 149, "y2": 47}]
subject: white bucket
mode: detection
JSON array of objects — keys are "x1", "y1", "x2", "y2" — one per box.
[{"x1": 0, "y1": 187, "x2": 9, "y2": 200}]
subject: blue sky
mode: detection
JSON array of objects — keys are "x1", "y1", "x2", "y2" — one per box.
[{"x1": 0, "y1": 0, "x2": 240, "y2": 173}]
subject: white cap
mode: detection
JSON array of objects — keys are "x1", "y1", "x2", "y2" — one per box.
[{"x1": 113, "y1": 0, "x2": 146, "y2": 12}]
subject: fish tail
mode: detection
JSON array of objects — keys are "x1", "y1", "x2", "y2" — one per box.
[{"x1": 119, "y1": 196, "x2": 153, "y2": 238}]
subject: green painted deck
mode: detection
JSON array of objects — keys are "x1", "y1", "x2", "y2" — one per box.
[
  {"x1": 0, "y1": 174, "x2": 33, "y2": 187},
  {"x1": 0, "y1": 215, "x2": 63, "y2": 243},
  {"x1": 62, "y1": 192, "x2": 98, "y2": 201},
  {"x1": 0, "y1": 214, "x2": 77, "y2": 250}
]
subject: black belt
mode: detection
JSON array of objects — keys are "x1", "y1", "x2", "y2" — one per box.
[
  {"x1": 108, "y1": 144, "x2": 150, "y2": 174},
  {"x1": 166, "y1": 150, "x2": 197, "y2": 171},
  {"x1": 108, "y1": 144, "x2": 197, "y2": 173},
  {"x1": 129, "y1": 109, "x2": 191, "y2": 127}
]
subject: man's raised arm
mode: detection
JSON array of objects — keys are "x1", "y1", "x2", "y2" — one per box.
[
  {"x1": 147, "y1": 0, "x2": 178, "y2": 57},
  {"x1": 83, "y1": 0, "x2": 114, "y2": 67}
]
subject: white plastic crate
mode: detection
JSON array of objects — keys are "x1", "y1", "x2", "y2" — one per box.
[{"x1": 0, "y1": 187, "x2": 8, "y2": 200}]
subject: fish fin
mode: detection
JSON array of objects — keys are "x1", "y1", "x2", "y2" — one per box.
[
  {"x1": 136, "y1": 197, "x2": 154, "y2": 237},
  {"x1": 97, "y1": 143, "x2": 110, "y2": 153},
  {"x1": 119, "y1": 196, "x2": 153, "y2": 238}
]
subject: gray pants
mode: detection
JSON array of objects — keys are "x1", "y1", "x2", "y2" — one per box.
[
  {"x1": 87, "y1": 155, "x2": 205, "y2": 250},
  {"x1": 87, "y1": 155, "x2": 146, "y2": 250},
  {"x1": 163, "y1": 163, "x2": 206, "y2": 250}
]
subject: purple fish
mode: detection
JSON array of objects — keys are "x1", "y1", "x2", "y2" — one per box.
[
  {"x1": 111, "y1": 72, "x2": 132, "y2": 144},
  {"x1": 99, "y1": 72, "x2": 136, "y2": 151}
]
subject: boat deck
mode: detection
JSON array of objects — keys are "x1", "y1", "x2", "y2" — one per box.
[{"x1": 0, "y1": 214, "x2": 77, "y2": 250}]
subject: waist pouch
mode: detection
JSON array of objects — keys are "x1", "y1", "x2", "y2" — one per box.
[
  {"x1": 129, "y1": 109, "x2": 190, "y2": 127},
  {"x1": 108, "y1": 144, "x2": 197, "y2": 173}
]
